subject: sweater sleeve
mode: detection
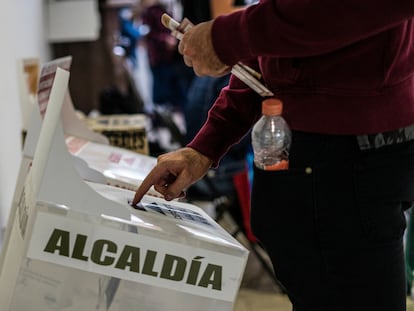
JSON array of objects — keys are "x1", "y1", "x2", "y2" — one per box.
[
  {"x1": 187, "y1": 60, "x2": 263, "y2": 166},
  {"x1": 212, "y1": 0, "x2": 414, "y2": 65}
]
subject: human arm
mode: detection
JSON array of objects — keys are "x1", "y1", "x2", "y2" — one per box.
[
  {"x1": 178, "y1": 0, "x2": 247, "y2": 75},
  {"x1": 133, "y1": 60, "x2": 262, "y2": 203},
  {"x1": 180, "y1": 0, "x2": 414, "y2": 75},
  {"x1": 212, "y1": 0, "x2": 414, "y2": 65},
  {"x1": 187, "y1": 59, "x2": 263, "y2": 165},
  {"x1": 132, "y1": 147, "x2": 213, "y2": 204}
]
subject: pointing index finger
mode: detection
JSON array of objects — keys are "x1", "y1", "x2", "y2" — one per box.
[{"x1": 131, "y1": 168, "x2": 160, "y2": 205}]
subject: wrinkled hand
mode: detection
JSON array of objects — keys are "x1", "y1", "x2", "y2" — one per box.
[
  {"x1": 132, "y1": 147, "x2": 213, "y2": 204},
  {"x1": 178, "y1": 20, "x2": 231, "y2": 77}
]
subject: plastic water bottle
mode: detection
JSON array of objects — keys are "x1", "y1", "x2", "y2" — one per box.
[{"x1": 251, "y1": 98, "x2": 292, "y2": 170}]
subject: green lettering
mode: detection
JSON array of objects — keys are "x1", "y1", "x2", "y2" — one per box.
[
  {"x1": 43, "y1": 229, "x2": 70, "y2": 257},
  {"x1": 91, "y1": 239, "x2": 116, "y2": 265},
  {"x1": 198, "y1": 264, "x2": 222, "y2": 290},
  {"x1": 115, "y1": 245, "x2": 140, "y2": 272},
  {"x1": 71, "y1": 234, "x2": 88, "y2": 261},
  {"x1": 142, "y1": 250, "x2": 158, "y2": 276},
  {"x1": 160, "y1": 254, "x2": 186, "y2": 281},
  {"x1": 186, "y1": 256, "x2": 203, "y2": 285}
]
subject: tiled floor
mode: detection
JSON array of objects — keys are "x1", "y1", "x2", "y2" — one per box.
[{"x1": 235, "y1": 289, "x2": 291, "y2": 311}]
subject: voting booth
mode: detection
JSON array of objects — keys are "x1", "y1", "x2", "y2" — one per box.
[{"x1": 0, "y1": 67, "x2": 248, "y2": 310}]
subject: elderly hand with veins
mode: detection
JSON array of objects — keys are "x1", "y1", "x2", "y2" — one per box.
[
  {"x1": 132, "y1": 147, "x2": 213, "y2": 204},
  {"x1": 178, "y1": 20, "x2": 231, "y2": 77}
]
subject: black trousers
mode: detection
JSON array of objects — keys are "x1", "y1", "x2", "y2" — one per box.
[{"x1": 251, "y1": 131, "x2": 414, "y2": 311}]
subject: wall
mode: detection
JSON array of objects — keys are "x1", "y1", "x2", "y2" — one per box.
[{"x1": 0, "y1": 0, "x2": 50, "y2": 241}]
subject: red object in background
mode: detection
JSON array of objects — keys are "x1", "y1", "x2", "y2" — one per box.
[{"x1": 232, "y1": 168, "x2": 258, "y2": 242}]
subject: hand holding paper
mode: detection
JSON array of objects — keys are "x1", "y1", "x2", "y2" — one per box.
[
  {"x1": 179, "y1": 20, "x2": 231, "y2": 77},
  {"x1": 162, "y1": 14, "x2": 274, "y2": 97}
]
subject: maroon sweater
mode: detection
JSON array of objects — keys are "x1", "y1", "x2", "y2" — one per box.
[{"x1": 188, "y1": 0, "x2": 414, "y2": 165}]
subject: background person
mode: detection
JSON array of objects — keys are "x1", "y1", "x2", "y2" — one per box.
[{"x1": 140, "y1": 0, "x2": 187, "y2": 111}]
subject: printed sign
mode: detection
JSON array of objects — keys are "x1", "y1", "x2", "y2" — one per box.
[{"x1": 27, "y1": 212, "x2": 245, "y2": 301}]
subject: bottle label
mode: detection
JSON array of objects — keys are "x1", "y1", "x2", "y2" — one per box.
[{"x1": 264, "y1": 160, "x2": 289, "y2": 171}]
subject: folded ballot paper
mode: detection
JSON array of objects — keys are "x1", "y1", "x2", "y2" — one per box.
[{"x1": 0, "y1": 68, "x2": 248, "y2": 310}]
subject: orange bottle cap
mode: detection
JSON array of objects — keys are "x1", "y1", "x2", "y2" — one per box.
[
  {"x1": 262, "y1": 98, "x2": 283, "y2": 115},
  {"x1": 264, "y1": 159, "x2": 289, "y2": 171}
]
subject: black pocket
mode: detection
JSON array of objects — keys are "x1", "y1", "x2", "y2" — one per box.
[
  {"x1": 250, "y1": 165, "x2": 314, "y2": 245},
  {"x1": 353, "y1": 145, "x2": 414, "y2": 244}
]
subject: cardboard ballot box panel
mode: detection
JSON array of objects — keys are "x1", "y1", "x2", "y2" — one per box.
[
  {"x1": 0, "y1": 57, "x2": 110, "y2": 275},
  {"x1": 0, "y1": 68, "x2": 248, "y2": 310},
  {"x1": 1, "y1": 56, "x2": 157, "y2": 280},
  {"x1": 34, "y1": 56, "x2": 157, "y2": 191},
  {"x1": 66, "y1": 135, "x2": 156, "y2": 192}
]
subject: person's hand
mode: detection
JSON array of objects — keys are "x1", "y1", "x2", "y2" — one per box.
[
  {"x1": 178, "y1": 20, "x2": 231, "y2": 77},
  {"x1": 132, "y1": 147, "x2": 213, "y2": 204}
]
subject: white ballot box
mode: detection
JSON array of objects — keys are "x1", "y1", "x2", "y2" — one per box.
[
  {"x1": 0, "y1": 69, "x2": 248, "y2": 310},
  {"x1": 4, "y1": 186, "x2": 248, "y2": 311}
]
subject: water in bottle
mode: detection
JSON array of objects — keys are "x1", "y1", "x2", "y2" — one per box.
[{"x1": 251, "y1": 98, "x2": 291, "y2": 170}]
